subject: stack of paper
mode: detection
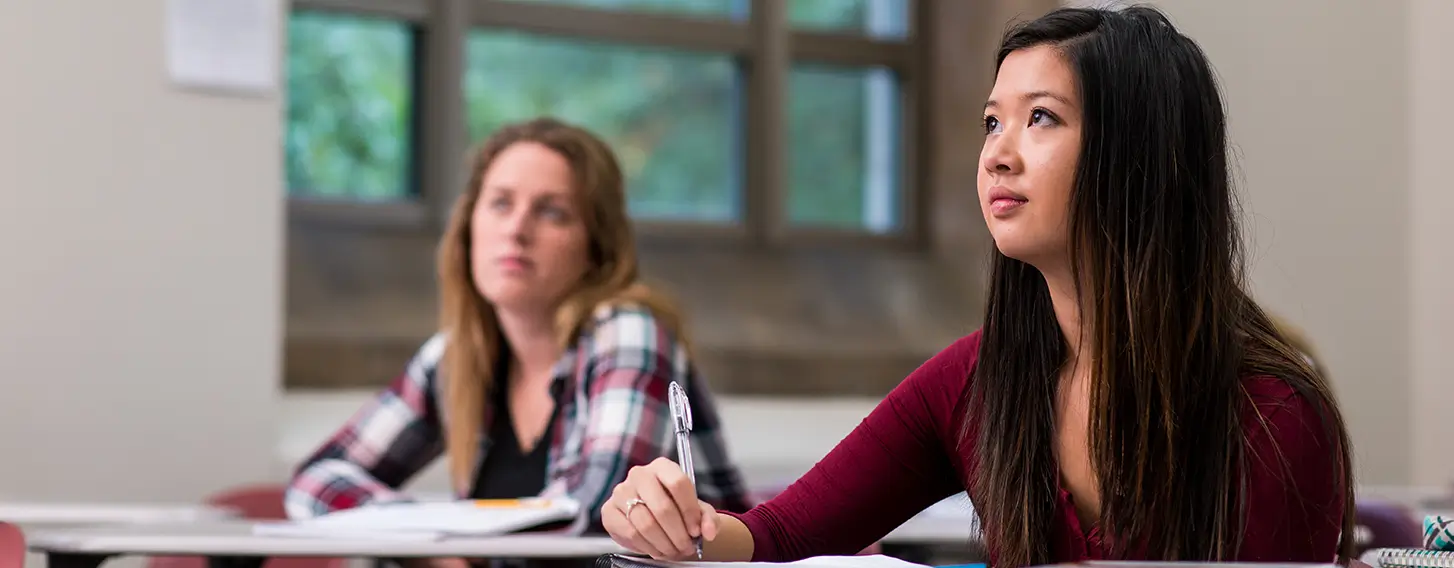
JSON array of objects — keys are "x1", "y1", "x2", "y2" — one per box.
[
  {"x1": 253, "y1": 498, "x2": 580, "y2": 541},
  {"x1": 602, "y1": 554, "x2": 933, "y2": 568}
]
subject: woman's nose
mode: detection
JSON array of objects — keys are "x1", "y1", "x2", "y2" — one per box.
[
  {"x1": 982, "y1": 131, "x2": 1024, "y2": 175},
  {"x1": 498, "y1": 209, "x2": 532, "y2": 243}
]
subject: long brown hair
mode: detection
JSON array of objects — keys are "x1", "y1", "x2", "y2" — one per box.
[
  {"x1": 966, "y1": 7, "x2": 1354, "y2": 567},
  {"x1": 436, "y1": 117, "x2": 684, "y2": 493}
]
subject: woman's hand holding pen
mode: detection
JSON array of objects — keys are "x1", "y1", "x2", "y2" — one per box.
[{"x1": 603, "y1": 457, "x2": 720, "y2": 560}]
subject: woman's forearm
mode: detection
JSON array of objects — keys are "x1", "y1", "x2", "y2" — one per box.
[{"x1": 702, "y1": 514, "x2": 754, "y2": 562}]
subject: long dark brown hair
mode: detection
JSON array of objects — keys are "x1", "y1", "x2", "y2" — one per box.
[
  {"x1": 436, "y1": 117, "x2": 685, "y2": 493},
  {"x1": 966, "y1": 7, "x2": 1355, "y2": 567}
]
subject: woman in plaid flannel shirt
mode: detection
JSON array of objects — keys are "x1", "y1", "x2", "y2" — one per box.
[{"x1": 283, "y1": 118, "x2": 752, "y2": 554}]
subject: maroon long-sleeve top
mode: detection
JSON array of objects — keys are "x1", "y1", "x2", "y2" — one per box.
[{"x1": 725, "y1": 331, "x2": 1344, "y2": 564}]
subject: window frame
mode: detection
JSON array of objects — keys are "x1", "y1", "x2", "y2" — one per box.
[{"x1": 287, "y1": 0, "x2": 931, "y2": 249}]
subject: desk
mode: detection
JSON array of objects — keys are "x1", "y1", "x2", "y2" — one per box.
[
  {"x1": 879, "y1": 494, "x2": 983, "y2": 566},
  {"x1": 28, "y1": 521, "x2": 628, "y2": 568},
  {"x1": 882, "y1": 518, "x2": 976, "y2": 545},
  {"x1": 882, "y1": 493, "x2": 977, "y2": 545},
  {"x1": 0, "y1": 502, "x2": 235, "y2": 526}
]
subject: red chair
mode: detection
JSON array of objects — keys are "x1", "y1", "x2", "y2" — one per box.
[
  {"x1": 1354, "y1": 499, "x2": 1423, "y2": 557},
  {"x1": 0, "y1": 522, "x2": 25, "y2": 568},
  {"x1": 148, "y1": 484, "x2": 347, "y2": 568}
]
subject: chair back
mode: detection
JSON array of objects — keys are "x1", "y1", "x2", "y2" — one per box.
[
  {"x1": 1356, "y1": 499, "x2": 1423, "y2": 556},
  {"x1": 147, "y1": 484, "x2": 346, "y2": 568},
  {"x1": 208, "y1": 484, "x2": 289, "y2": 520},
  {"x1": 0, "y1": 522, "x2": 24, "y2": 568}
]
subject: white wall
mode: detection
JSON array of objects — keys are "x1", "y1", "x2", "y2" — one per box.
[
  {"x1": 280, "y1": 392, "x2": 881, "y2": 497},
  {"x1": 1148, "y1": 0, "x2": 1413, "y2": 485},
  {"x1": 1409, "y1": 0, "x2": 1454, "y2": 486},
  {"x1": 1068, "y1": 0, "x2": 1454, "y2": 486},
  {"x1": 0, "y1": 1, "x2": 282, "y2": 501}
]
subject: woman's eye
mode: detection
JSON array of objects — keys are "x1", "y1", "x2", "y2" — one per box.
[
  {"x1": 539, "y1": 205, "x2": 569, "y2": 222},
  {"x1": 1030, "y1": 108, "x2": 1057, "y2": 126},
  {"x1": 983, "y1": 116, "x2": 1001, "y2": 134},
  {"x1": 488, "y1": 197, "x2": 510, "y2": 212}
]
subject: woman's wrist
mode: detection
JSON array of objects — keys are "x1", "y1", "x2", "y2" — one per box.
[{"x1": 702, "y1": 512, "x2": 754, "y2": 562}]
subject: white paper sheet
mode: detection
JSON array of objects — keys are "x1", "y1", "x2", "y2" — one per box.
[
  {"x1": 251, "y1": 522, "x2": 446, "y2": 542},
  {"x1": 165, "y1": 0, "x2": 280, "y2": 95},
  {"x1": 253, "y1": 499, "x2": 580, "y2": 540},
  {"x1": 624, "y1": 555, "x2": 931, "y2": 568}
]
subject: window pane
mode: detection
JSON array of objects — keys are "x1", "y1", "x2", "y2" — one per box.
[
  {"x1": 286, "y1": 12, "x2": 414, "y2": 201},
  {"x1": 501, "y1": 0, "x2": 746, "y2": 20},
  {"x1": 465, "y1": 31, "x2": 740, "y2": 222},
  {"x1": 789, "y1": 0, "x2": 909, "y2": 39},
  {"x1": 787, "y1": 64, "x2": 901, "y2": 232}
]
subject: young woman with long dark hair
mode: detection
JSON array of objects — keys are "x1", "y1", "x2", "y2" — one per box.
[{"x1": 598, "y1": 6, "x2": 1354, "y2": 567}]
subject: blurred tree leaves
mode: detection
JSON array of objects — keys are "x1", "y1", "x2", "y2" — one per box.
[
  {"x1": 465, "y1": 31, "x2": 739, "y2": 221},
  {"x1": 286, "y1": 12, "x2": 413, "y2": 201},
  {"x1": 284, "y1": 1, "x2": 905, "y2": 228}
]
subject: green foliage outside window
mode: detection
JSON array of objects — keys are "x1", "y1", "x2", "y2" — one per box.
[{"x1": 284, "y1": 1, "x2": 905, "y2": 229}]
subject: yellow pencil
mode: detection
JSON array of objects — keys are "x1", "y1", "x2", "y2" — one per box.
[{"x1": 470, "y1": 499, "x2": 553, "y2": 508}]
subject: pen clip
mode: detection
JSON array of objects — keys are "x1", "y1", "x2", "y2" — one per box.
[{"x1": 668, "y1": 381, "x2": 693, "y2": 434}]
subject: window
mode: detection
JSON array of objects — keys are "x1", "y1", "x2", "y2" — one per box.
[
  {"x1": 504, "y1": 0, "x2": 745, "y2": 20},
  {"x1": 465, "y1": 31, "x2": 741, "y2": 222},
  {"x1": 285, "y1": 11, "x2": 415, "y2": 202},
  {"x1": 789, "y1": 0, "x2": 909, "y2": 39},
  {"x1": 788, "y1": 64, "x2": 901, "y2": 232},
  {"x1": 285, "y1": 0, "x2": 920, "y2": 244}
]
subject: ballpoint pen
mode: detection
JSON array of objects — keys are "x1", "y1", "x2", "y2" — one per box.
[{"x1": 667, "y1": 381, "x2": 702, "y2": 560}]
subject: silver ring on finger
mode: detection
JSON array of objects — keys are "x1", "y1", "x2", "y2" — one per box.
[{"x1": 623, "y1": 497, "x2": 645, "y2": 516}]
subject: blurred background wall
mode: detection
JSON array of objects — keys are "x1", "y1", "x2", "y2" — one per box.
[{"x1": 0, "y1": 1, "x2": 282, "y2": 501}]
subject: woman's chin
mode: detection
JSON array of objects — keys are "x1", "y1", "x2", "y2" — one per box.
[
  {"x1": 992, "y1": 237, "x2": 1052, "y2": 266},
  {"x1": 479, "y1": 284, "x2": 544, "y2": 311},
  {"x1": 991, "y1": 233, "x2": 1031, "y2": 261}
]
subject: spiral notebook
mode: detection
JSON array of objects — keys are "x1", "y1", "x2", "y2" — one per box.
[
  {"x1": 1367, "y1": 548, "x2": 1454, "y2": 568},
  {"x1": 1365, "y1": 515, "x2": 1454, "y2": 568}
]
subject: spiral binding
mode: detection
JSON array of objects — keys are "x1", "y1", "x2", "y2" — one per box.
[
  {"x1": 594, "y1": 554, "x2": 663, "y2": 568},
  {"x1": 1375, "y1": 547, "x2": 1454, "y2": 568}
]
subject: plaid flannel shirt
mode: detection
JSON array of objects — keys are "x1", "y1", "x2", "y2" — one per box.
[{"x1": 283, "y1": 303, "x2": 752, "y2": 533}]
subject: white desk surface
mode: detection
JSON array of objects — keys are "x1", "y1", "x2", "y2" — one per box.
[
  {"x1": 0, "y1": 502, "x2": 235, "y2": 525},
  {"x1": 877, "y1": 494, "x2": 1387, "y2": 548},
  {"x1": 27, "y1": 521, "x2": 628, "y2": 559},
  {"x1": 880, "y1": 493, "x2": 978, "y2": 545},
  {"x1": 881, "y1": 518, "x2": 975, "y2": 545}
]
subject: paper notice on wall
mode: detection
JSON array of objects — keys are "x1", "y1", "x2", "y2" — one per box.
[{"x1": 165, "y1": 0, "x2": 280, "y2": 96}]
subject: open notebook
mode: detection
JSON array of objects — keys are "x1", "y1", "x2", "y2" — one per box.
[
  {"x1": 595, "y1": 554, "x2": 933, "y2": 568},
  {"x1": 1361, "y1": 514, "x2": 1454, "y2": 568},
  {"x1": 254, "y1": 498, "x2": 580, "y2": 541}
]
